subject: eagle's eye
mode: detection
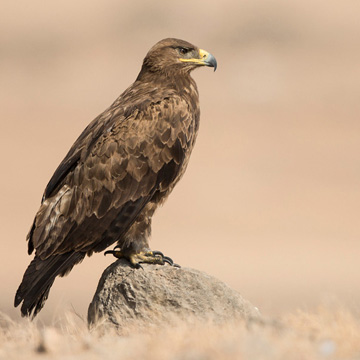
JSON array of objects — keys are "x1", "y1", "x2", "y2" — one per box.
[{"x1": 178, "y1": 47, "x2": 189, "y2": 55}]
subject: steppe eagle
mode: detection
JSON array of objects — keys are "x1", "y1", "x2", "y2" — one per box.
[{"x1": 15, "y1": 38, "x2": 217, "y2": 317}]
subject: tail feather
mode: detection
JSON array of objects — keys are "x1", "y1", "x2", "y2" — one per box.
[{"x1": 15, "y1": 252, "x2": 85, "y2": 318}]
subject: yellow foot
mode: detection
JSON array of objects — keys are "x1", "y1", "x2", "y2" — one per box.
[{"x1": 104, "y1": 249, "x2": 180, "y2": 268}]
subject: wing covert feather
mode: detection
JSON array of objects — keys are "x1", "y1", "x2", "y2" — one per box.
[{"x1": 30, "y1": 95, "x2": 197, "y2": 258}]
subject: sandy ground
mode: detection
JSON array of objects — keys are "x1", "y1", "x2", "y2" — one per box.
[{"x1": 1, "y1": 0, "x2": 360, "y2": 329}]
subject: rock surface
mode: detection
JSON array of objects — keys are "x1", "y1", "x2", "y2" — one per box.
[{"x1": 88, "y1": 259, "x2": 260, "y2": 331}]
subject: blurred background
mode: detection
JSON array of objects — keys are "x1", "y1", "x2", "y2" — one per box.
[{"x1": 1, "y1": 0, "x2": 359, "y2": 323}]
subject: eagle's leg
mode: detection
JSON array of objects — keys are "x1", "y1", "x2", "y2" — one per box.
[
  {"x1": 104, "y1": 249, "x2": 180, "y2": 268},
  {"x1": 104, "y1": 213, "x2": 180, "y2": 267}
]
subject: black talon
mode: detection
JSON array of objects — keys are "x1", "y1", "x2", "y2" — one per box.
[
  {"x1": 152, "y1": 250, "x2": 165, "y2": 257},
  {"x1": 162, "y1": 256, "x2": 174, "y2": 265},
  {"x1": 151, "y1": 250, "x2": 181, "y2": 267},
  {"x1": 162, "y1": 258, "x2": 173, "y2": 266},
  {"x1": 104, "y1": 250, "x2": 115, "y2": 256},
  {"x1": 104, "y1": 244, "x2": 121, "y2": 256},
  {"x1": 151, "y1": 251, "x2": 175, "y2": 266}
]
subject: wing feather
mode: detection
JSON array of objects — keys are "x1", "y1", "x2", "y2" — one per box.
[
  {"x1": 29, "y1": 94, "x2": 196, "y2": 259},
  {"x1": 42, "y1": 111, "x2": 113, "y2": 201}
]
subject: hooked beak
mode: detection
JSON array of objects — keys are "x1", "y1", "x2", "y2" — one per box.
[
  {"x1": 180, "y1": 48, "x2": 217, "y2": 71},
  {"x1": 199, "y1": 49, "x2": 217, "y2": 71}
]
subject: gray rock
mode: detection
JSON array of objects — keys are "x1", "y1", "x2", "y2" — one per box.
[{"x1": 88, "y1": 259, "x2": 260, "y2": 331}]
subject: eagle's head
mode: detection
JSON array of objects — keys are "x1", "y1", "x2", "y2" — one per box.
[{"x1": 139, "y1": 38, "x2": 217, "y2": 77}]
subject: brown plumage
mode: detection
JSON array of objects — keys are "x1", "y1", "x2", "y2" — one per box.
[{"x1": 15, "y1": 38, "x2": 217, "y2": 318}]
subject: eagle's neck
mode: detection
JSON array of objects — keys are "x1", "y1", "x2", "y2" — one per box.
[
  {"x1": 136, "y1": 68, "x2": 197, "y2": 99},
  {"x1": 137, "y1": 65, "x2": 193, "y2": 87}
]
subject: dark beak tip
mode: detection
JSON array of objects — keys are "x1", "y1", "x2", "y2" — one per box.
[{"x1": 206, "y1": 53, "x2": 217, "y2": 72}]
